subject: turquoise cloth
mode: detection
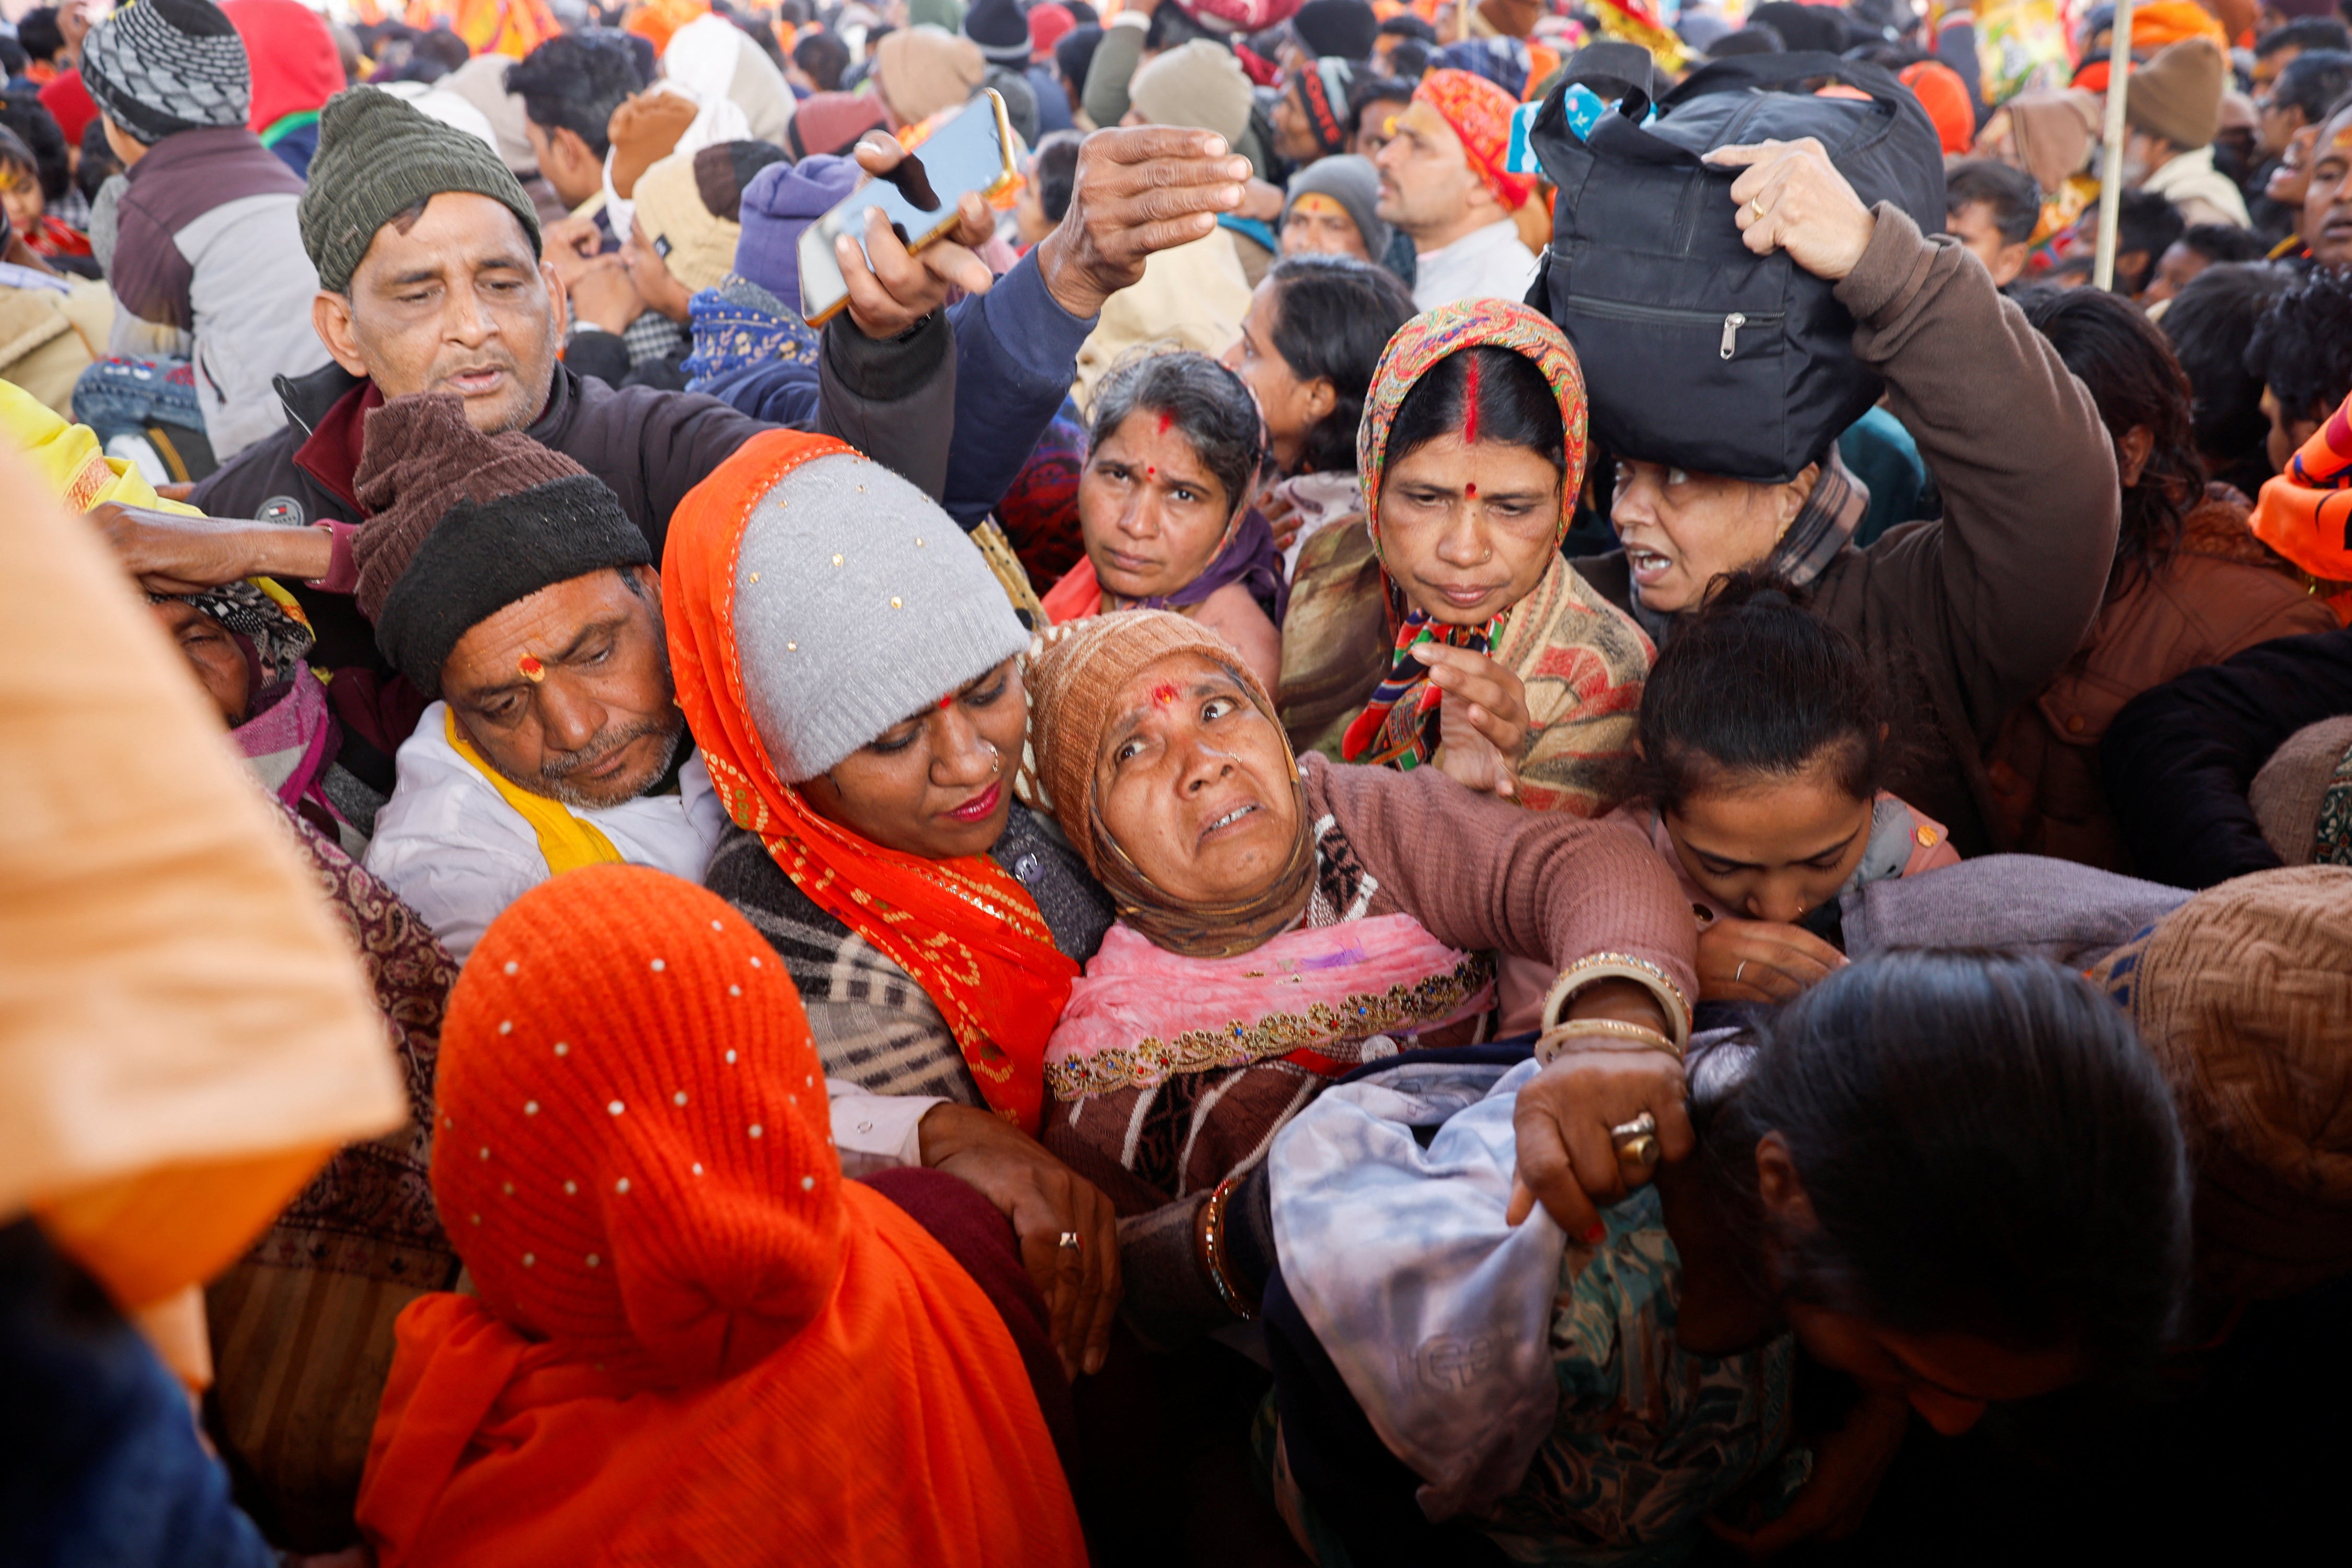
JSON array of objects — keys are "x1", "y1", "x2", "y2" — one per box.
[{"x1": 1838, "y1": 405, "x2": 1933, "y2": 546}]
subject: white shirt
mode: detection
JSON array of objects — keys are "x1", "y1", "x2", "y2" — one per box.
[
  {"x1": 363, "y1": 702, "x2": 936, "y2": 1170},
  {"x1": 365, "y1": 701, "x2": 730, "y2": 965},
  {"x1": 1411, "y1": 218, "x2": 1542, "y2": 313}
]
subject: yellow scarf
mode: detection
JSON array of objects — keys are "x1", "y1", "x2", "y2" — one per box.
[{"x1": 443, "y1": 709, "x2": 624, "y2": 874}]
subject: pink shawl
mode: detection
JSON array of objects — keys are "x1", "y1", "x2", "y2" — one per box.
[{"x1": 1043, "y1": 913, "x2": 1496, "y2": 1102}]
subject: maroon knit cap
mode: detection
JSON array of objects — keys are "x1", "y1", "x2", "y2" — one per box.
[
  {"x1": 348, "y1": 391, "x2": 652, "y2": 697},
  {"x1": 351, "y1": 393, "x2": 589, "y2": 624}
]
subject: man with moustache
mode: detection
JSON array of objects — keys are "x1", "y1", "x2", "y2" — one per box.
[{"x1": 344, "y1": 391, "x2": 717, "y2": 965}]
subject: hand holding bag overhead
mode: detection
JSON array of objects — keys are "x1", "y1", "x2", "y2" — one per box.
[{"x1": 1527, "y1": 52, "x2": 1946, "y2": 483}]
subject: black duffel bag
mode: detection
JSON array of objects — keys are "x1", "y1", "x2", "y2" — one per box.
[{"x1": 1527, "y1": 52, "x2": 1945, "y2": 482}]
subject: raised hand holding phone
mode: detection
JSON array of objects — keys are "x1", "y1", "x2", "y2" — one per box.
[{"x1": 800, "y1": 94, "x2": 1013, "y2": 332}]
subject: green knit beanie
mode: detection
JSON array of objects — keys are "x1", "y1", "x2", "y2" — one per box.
[{"x1": 299, "y1": 85, "x2": 544, "y2": 294}]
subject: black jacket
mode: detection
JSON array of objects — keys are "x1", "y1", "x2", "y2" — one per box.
[{"x1": 2100, "y1": 626, "x2": 2352, "y2": 889}]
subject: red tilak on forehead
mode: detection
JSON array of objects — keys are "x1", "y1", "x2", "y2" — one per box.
[
  {"x1": 939, "y1": 691, "x2": 956, "y2": 710},
  {"x1": 1156, "y1": 409, "x2": 1174, "y2": 435},
  {"x1": 1149, "y1": 682, "x2": 1181, "y2": 707},
  {"x1": 1465, "y1": 482, "x2": 1478, "y2": 499},
  {"x1": 1460, "y1": 353, "x2": 1482, "y2": 446}
]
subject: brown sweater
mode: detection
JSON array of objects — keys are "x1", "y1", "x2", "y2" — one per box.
[
  {"x1": 1050, "y1": 753, "x2": 1695, "y2": 1218},
  {"x1": 1579, "y1": 207, "x2": 2123, "y2": 855}
]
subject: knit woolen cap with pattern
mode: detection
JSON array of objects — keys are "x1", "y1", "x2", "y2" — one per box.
[
  {"x1": 350, "y1": 393, "x2": 651, "y2": 697},
  {"x1": 2089, "y1": 866, "x2": 2352, "y2": 1300},
  {"x1": 301, "y1": 86, "x2": 543, "y2": 294},
  {"x1": 1285, "y1": 152, "x2": 1390, "y2": 259},
  {"x1": 435, "y1": 863, "x2": 844, "y2": 1387},
  {"x1": 2126, "y1": 37, "x2": 2227, "y2": 152},
  {"x1": 1129, "y1": 39, "x2": 1254, "y2": 147},
  {"x1": 80, "y1": 0, "x2": 250, "y2": 144},
  {"x1": 732, "y1": 453, "x2": 1029, "y2": 782}
]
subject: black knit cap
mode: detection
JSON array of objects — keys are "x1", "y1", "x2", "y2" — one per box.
[
  {"x1": 300, "y1": 86, "x2": 544, "y2": 294},
  {"x1": 351, "y1": 394, "x2": 651, "y2": 698},
  {"x1": 964, "y1": 0, "x2": 1033, "y2": 65},
  {"x1": 374, "y1": 477, "x2": 653, "y2": 698}
]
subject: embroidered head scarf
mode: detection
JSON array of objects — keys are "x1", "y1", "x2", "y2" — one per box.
[
  {"x1": 664, "y1": 431, "x2": 1078, "y2": 1135},
  {"x1": 1021, "y1": 611, "x2": 1316, "y2": 959},
  {"x1": 1343, "y1": 299, "x2": 1589, "y2": 771}
]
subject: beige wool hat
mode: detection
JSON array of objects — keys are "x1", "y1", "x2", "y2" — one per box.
[
  {"x1": 2126, "y1": 37, "x2": 2227, "y2": 152},
  {"x1": 631, "y1": 150, "x2": 739, "y2": 295}
]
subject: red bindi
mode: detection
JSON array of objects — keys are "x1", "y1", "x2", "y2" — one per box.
[
  {"x1": 1146, "y1": 465, "x2": 1157, "y2": 478},
  {"x1": 1465, "y1": 482, "x2": 1477, "y2": 499},
  {"x1": 1149, "y1": 682, "x2": 1180, "y2": 707},
  {"x1": 1460, "y1": 353, "x2": 1482, "y2": 446}
]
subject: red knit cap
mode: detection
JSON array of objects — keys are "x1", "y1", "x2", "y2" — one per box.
[{"x1": 432, "y1": 864, "x2": 844, "y2": 1389}]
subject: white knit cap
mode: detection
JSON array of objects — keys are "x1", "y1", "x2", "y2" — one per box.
[{"x1": 733, "y1": 453, "x2": 1028, "y2": 782}]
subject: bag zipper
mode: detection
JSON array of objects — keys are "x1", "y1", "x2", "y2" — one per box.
[{"x1": 1562, "y1": 294, "x2": 1783, "y2": 359}]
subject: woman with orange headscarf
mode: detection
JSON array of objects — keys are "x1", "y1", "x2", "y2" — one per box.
[
  {"x1": 354, "y1": 864, "x2": 1087, "y2": 1567},
  {"x1": 665, "y1": 429, "x2": 1123, "y2": 1378}
]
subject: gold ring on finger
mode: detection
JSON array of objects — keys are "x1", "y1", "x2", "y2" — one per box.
[
  {"x1": 1611, "y1": 1111, "x2": 1660, "y2": 1168},
  {"x1": 1749, "y1": 195, "x2": 1766, "y2": 222}
]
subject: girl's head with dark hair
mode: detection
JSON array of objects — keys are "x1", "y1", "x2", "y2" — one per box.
[
  {"x1": 1624, "y1": 570, "x2": 1893, "y2": 922},
  {"x1": 1700, "y1": 950, "x2": 2189, "y2": 1424},
  {"x1": 2015, "y1": 284, "x2": 2201, "y2": 590},
  {"x1": 0, "y1": 89, "x2": 68, "y2": 205},
  {"x1": 792, "y1": 31, "x2": 851, "y2": 92},
  {"x1": 1366, "y1": 320, "x2": 1583, "y2": 629},
  {"x1": 1079, "y1": 350, "x2": 1266, "y2": 603},
  {"x1": 1224, "y1": 253, "x2": 1414, "y2": 477},
  {"x1": 0, "y1": 122, "x2": 50, "y2": 243},
  {"x1": 2247, "y1": 267, "x2": 2352, "y2": 473}
]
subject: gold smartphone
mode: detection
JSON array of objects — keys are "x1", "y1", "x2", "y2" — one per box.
[{"x1": 798, "y1": 88, "x2": 1019, "y2": 327}]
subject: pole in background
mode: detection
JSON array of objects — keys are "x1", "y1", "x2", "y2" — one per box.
[{"x1": 2092, "y1": 0, "x2": 2138, "y2": 292}]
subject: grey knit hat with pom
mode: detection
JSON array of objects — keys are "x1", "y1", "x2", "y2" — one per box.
[{"x1": 734, "y1": 453, "x2": 1029, "y2": 782}]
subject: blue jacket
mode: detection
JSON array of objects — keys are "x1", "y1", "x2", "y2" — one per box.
[{"x1": 697, "y1": 249, "x2": 1095, "y2": 533}]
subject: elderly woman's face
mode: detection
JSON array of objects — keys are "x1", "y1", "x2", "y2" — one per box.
[
  {"x1": 1079, "y1": 410, "x2": 1238, "y2": 602},
  {"x1": 1611, "y1": 460, "x2": 1813, "y2": 615},
  {"x1": 1094, "y1": 651, "x2": 1300, "y2": 906},
  {"x1": 152, "y1": 599, "x2": 250, "y2": 725},
  {"x1": 1376, "y1": 433, "x2": 1563, "y2": 626},
  {"x1": 804, "y1": 658, "x2": 1027, "y2": 861}
]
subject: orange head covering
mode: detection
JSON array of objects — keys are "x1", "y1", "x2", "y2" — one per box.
[
  {"x1": 662, "y1": 431, "x2": 1080, "y2": 1135},
  {"x1": 2250, "y1": 390, "x2": 2352, "y2": 615},
  {"x1": 1900, "y1": 60, "x2": 1974, "y2": 157},
  {"x1": 1414, "y1": 67, "x2": 1535, "y2": 212},
  {"x1": 625, "y1": 0, "x2": 709, "y2": 54},
  {"x1": 355, "y1": 864, "x2": 1085, "y2": 1568}
]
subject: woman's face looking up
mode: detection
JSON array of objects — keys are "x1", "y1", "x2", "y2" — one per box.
[
  {"x1": 1376, "y1": 432, "x2": 1563, "y2": 626},
  {"x1": 1093, "y1": 651, "x2": 1301, "y2": 906},
  {"x1": 802, "y1": 658, "x2": 1027, "y2": 861},
  {"x1": 1078, "y1": 410, "x2": 1238, "y2": 602}
]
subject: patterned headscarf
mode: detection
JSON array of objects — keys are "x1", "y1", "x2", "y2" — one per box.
[
  {"x1": 1412, "y1": 68, "x2": 1535, "y2": 212},
  {"x1": 160, "y1": 578, "x2": 317, "y2": 689},
  {"x1": 1343, "y1": 301, "x2": 1588, "y2": 771},
  {"x1": 2250, "y1": 391, "x2": 2352, "y2": 621}
]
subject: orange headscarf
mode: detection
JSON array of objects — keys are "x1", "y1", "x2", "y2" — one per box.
[
  {"x1": 664, "y1": 431, "x2": 1080, "y2": 1135},
  {"x1": 2250, "y1": 392, "x2": 2352, "y2": 624},
  {"x1": 354, "y1": 865, "x2": 1084, "y2": 1568}
]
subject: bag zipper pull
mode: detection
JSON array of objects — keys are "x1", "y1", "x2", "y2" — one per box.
[{"x1": 1719, "y1": 312, "x2": 1747, "y2": 360}]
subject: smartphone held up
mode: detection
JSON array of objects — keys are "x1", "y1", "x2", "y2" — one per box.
[{"x1": 798, "y1": 89, "x2": 1018, "y2": 327}]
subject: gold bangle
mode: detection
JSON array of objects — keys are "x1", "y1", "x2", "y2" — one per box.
[
  {"x1": 1198, "y1": 1175, "x2": 1259, "y2": 1321},
  {"x1": 1534, "y1": 1017, "x2": 1680, "y2": 1066},
  {"x1": 1541, "y1": 953, "x2": 1693, "y2": 1054}
]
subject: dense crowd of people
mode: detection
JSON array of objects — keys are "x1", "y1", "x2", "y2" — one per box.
[{"x1": 5, "y1": 0, "x2": 2352, "y2": 1563}]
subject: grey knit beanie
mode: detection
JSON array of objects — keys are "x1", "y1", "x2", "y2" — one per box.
[
  {"x1": 1284, "y1": 155, "x2": 1392, "y2": 264},
  {"x1": 80, "y1": 0, "x2": 250, "y2": 145},
  {"x1": 734, "y1": 454, "x2": 1029, "y2": 782},
  {"x1": 299, "y1": 86, "x2": 544, "y2": 294}
]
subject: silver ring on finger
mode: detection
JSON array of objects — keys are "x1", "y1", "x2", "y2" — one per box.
[
  {"x1": 1057, "y1": 1231, "x2": 1083, "y2": 1252},
  {"x1": 1610, "y1": 1111, "x2": 1661, "y2": 1168}
]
